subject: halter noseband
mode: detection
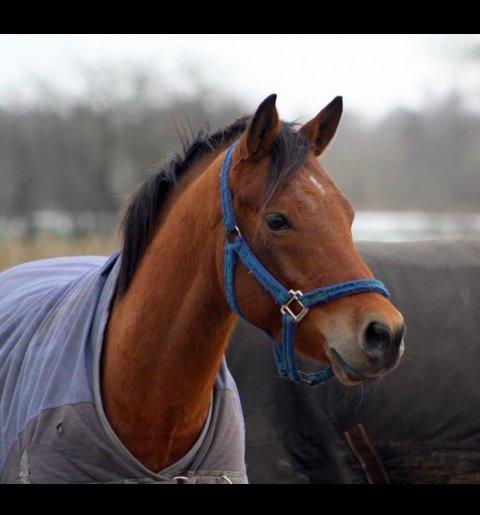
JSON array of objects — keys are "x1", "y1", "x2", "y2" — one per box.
[{"x1": 221, "y1": 142, "x2": 390, "y2": 386}]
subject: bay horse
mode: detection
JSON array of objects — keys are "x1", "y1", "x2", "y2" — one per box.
[{"x1": 0, "y1": 94, "x2": 405, "y2": 483}]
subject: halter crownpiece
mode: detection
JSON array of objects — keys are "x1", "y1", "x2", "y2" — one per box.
[{"x1": 220, "y1": 142, "x2": 390, "y2": 386}]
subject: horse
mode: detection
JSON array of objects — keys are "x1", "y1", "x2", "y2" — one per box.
[{"x1": 0, "y1": 94, "x2": 405, "y2": 483}]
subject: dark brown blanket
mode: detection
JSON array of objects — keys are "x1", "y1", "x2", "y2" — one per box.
[{"x1": 227, "y1": 238, "x2": 480, "y2": 483}]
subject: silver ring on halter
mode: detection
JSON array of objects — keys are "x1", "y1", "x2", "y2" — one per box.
[
  {"x1": 226, "y1": 225, "x2": 242, "y2": 244},
  {"x1": 280, "y1": 290, "x2": 309, "y2": 323}
]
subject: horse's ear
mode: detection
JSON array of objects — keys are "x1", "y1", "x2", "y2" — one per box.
[
  {"x1": 243, "y1": 94, "x2": 280, "y2": 159},
  {"x1": 300, "y1": 96, "x2": 343, "y2": 156}
]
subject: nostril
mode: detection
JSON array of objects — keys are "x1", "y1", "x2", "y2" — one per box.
[{"x1": 364, "y1": 322, "x2": 391, "y2": 356}]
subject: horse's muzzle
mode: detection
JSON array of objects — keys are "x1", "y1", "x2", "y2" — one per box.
[{"x1": 328, "y1": 321, "x2": 406, "y2": 384}]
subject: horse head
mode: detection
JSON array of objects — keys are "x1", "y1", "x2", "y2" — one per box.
[{"x1": 221, "y1": 94, "x2": 406, "y2": 386}]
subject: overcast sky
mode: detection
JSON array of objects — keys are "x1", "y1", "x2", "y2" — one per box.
[{"x1": 1, "y1": 34, "x2": 478, "y2": 120}]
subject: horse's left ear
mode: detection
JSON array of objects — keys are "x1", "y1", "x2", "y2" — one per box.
[{"x1": 300, "y1": 96, "x2": 343, "y2": 156}]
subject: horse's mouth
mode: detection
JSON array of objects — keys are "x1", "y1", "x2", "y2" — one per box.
[{"x1": 329, "y1": 348, "x2": 372, "y2": 385}]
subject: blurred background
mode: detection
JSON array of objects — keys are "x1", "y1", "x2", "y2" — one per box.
[{"x1": 1, "y1": 34, "x2": 479, "y2": 270}]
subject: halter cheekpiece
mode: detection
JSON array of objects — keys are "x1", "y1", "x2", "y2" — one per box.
[{"x1": 221, "y1": 142, "x2": 390, "y2": 386}]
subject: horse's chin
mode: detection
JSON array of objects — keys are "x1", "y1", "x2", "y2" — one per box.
[{"x1": 328, "y1": 348, "x2": 378, "y2": 387}]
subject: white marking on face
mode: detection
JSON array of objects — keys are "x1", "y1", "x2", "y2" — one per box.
[{"x1": 309, "y1": 175, "x2": 325, "y2": 195}]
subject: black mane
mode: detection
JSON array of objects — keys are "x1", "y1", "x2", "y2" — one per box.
[{"x1": 117, "y1": 116, "x2": 310, "y2": 295}]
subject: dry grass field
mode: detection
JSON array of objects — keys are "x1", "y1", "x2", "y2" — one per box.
[{"x1": 0, "y1": 233, "x2": 119, "y2": 272}]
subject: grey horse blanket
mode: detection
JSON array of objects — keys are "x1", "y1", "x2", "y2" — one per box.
[{"x1": 0, "y1": 253, "x2": 247, "y2": 484}]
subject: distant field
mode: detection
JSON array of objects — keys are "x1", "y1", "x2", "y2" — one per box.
[
  {"x1": 0, "y1": 233, "x2": 119, "y2": 272},
  {"x1": 2, "y1": 210, "x2": 479, "y2": 272}
]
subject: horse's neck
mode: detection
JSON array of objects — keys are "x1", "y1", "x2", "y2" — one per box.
[{"x1": 102, "y1": 154, "x2": 236, "y2": 471}]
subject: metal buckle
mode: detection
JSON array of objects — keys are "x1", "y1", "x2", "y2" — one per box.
[
  {"x1": 280, "y1": 290, "x2": 309, "y2": 323},
  {"x1": 226, "y1": 225, "x2": 242, "y2": 244},
  {"x1": 298, "y1": 371, "x2": 314, "y2": 384}
]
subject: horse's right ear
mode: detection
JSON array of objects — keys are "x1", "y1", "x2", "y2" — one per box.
[
  {"x1": 300, "y1": 96, "x2": 343, "y2": 156},
  {"x1": 241, "y1": 94, "x2": 280, "y2": 159}
]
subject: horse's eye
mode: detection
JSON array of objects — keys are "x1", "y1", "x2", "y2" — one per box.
[{"x1": 265, "y1": 213, "x2": 291, "y2": 233}]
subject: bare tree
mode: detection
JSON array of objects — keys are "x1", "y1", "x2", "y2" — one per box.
[{"x1": 0, "y1": 61, "x2": 479, "y2": 239}]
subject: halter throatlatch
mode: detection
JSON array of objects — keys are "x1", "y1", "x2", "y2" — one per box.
[{"x1": 221, "y1": 143, "x2": 390, "y2": 386}]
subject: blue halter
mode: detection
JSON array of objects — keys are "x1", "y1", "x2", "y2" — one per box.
[{"x1": 221, "y1": 142, "x2": 390, "y2": 386}]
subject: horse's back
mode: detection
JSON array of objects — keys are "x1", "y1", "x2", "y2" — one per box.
[
  {"x1": 0, "y1": 255, "x2": 110, "y2": 479},
  {"x1": 0, "y1": 256, "x2": 107, "y2": 307},
  {"x1": 0, "y1": 255, "x2": 109, "y2": 362}
]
